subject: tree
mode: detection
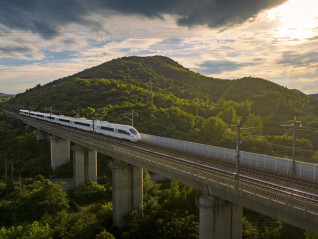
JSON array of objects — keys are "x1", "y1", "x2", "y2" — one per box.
[
  {"x1": 0, "y1": 221, "x2": 51, "y2": 239},
  {"x1": 217, "y1": 106, "x2": 238, "y2": 125},
  {"x1": 73, "y1": 181, "x2": 110, "y2": 205},
  {"x1": 243, "y1": 113, "x2": 263, "y2": 136},
  {"x1": 0, "y1": 176, "x2": 69, "y2": 226},
  {"x1": 305, "y1": 231, "x2": 318, "y2": 239},
  {"x1": 242, "y1": 217, "x2": 259, "y2": 239},
  {"x1": 96, "y1": 230, "x2": 115, "y2": 239},
  {"x1": 201, "y1": 116, "x2": 227, "y2": 144}
]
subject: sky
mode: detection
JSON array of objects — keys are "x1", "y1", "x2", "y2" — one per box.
[{"x1": 1, "y1": 0, "x2": 318, "y2": 94}]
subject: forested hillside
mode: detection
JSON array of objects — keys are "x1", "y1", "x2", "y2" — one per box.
[
  {"x1": 1, "y1": 55, "x2": 318, "y2": 238},
  {"x1": 6, "y1": 55, "x2": 318, "y2": 161}
]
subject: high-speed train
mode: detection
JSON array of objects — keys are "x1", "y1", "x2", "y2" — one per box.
[{"x1": 19, "y1": 109, "x2": 141, "y2": 142}]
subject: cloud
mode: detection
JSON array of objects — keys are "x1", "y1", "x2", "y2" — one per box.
[
  {"x1": 0, "y1": 0, "x2": 100, "y2": 39},
  {"x1": 0, "y1": 0, "x2": 287, "y2": 39},
  {"x1": 0, "y1": 41, "x2": 44, "y2": 60},
  {"x1": 197, "y1": 60, "x2": 256, "y2": 74},
  {"x1": 0, "y1": 45, "x2": 32, "y2": 55},
  {"x1": 278, "y1": 51, "x2": 318, "y2": 68}
]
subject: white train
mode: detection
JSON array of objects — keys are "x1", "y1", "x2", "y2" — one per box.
[{"x1": 19, "y1": 109, "x2": 141, "y2": 142}]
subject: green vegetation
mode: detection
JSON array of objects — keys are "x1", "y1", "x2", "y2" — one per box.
[
  {"x1": 4, "y1": 55, "x2": 318, "y2": 161},
  {"x1": 1, "y1": 55, "x2": 318, "y2": 238}
]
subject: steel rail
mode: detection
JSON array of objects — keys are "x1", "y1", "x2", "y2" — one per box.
[
  {"x1": 135, "y1": 141, "x2": 318, "y2": 193},
  {"x1": 11, "y1": 113, "x2": 318, "y2": 214}
]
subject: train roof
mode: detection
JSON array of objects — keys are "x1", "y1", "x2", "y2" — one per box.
[
  {"x1": 29, "y1": 111, "x2": 47, "y2": 116},
  {"x1": 19, "y1": 110, "x2": 139, "y2": 132},
  {"x1": 96, "y1": 121, "x2": 137, "y2": 129},
  {"x1": 74, "y1": 118, "x2": 93, "y2": 123}
]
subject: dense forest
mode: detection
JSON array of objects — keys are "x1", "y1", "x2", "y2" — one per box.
[{"x1": 1, "y1": 55, "x2": 318, "y2": 238}]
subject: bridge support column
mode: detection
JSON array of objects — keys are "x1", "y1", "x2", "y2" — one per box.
[
  {"x1": 50, "y1": 136, "x2": 70, "y2": 170},
  {"x1": 36, "y1": 129, "x2": 48, "y2": 141},
  {"x1": 73, "y1": 145, "x2": 97, "y2": 188},
  {"x1": 111, "y1": 159, "x2": 143, "y2": 227},
  {"x1": 198, "y1": 194, "x2": 242, "y2": 239}
]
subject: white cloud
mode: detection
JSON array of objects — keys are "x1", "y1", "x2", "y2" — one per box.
[{"x1": 1, "y1": 1, "x2": 318, "y2": 94}]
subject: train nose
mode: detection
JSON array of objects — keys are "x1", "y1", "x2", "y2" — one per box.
[{"x1": 135, "y1": 134, "x2": 141, "y2": 141}]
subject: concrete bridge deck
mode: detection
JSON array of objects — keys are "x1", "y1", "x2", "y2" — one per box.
[{"x1": 9, "y1": 112, "x2": 318, "y2": 237}]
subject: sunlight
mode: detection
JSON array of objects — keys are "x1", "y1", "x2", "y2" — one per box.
[{"x1": 267, "y1": 0, "x2": 318, "y2": 40}]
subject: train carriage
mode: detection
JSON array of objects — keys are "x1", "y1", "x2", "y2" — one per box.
[{"x1": 19, "y1": 109, "x2": 141, "y2": 142}]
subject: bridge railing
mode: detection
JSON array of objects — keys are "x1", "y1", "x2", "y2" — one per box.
[
  {"x1": 111, "y1": 141, "x2": 318, "y2": 215},
  {"x1": 16, "y1": 116, "x2": 318, "y2": 216},
  {"x1": 140, "y1": 133, "x2": 318, "y2": 181}
]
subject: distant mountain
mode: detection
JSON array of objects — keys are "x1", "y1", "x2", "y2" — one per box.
[
  {"x1": 291, "y1": 89, "x2": 305, "y2": 95},
  {"x1": 291, "y1": 90, "x2": 318, "y2": 99},
  {"x1": 309, "y1": 94, "x2": 318, "y2": 99},
  {"x1": 0, "y1": 93, "x2": 13, "y2": 98}
]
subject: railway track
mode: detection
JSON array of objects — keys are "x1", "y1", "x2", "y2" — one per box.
[
  {"x1": 12, "y1": 112, "x2": 318, "y2": 203},
  {"x1": 134, "y1": 141, "x2": 318, "y2": 194}
]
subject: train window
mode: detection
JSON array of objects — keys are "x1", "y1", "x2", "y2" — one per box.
[
  {"x1": 118, "y1": 129, "x2": 130, "y2": 135},
  {"x1": 30, "y1": 113, "x2": 35, "y2": 116},
  {"x1": 59, "y1": 118, "x2": 70, "y2": 123},
  {"x1": 47, "y1": 116, "x2": 55, "y2": 119},
  {"x1": 75, "y1": 121, "x2": 90, "y2": 127},
  {"x1": 36, "y1": 114, "x2": 44, "y2": 118},
  {"x1": 129, "y1": 128, "x2": 137, "y2": 135},
  {"x1": 101, "y1": 126, "x2": 114, "y2": 132}
]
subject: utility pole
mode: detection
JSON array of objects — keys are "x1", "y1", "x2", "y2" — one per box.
[
  {"x1": 71, "y1": 107, "x2": 81, "y2": 118},
  {"x1": 147, "y1": 79, "x2": 153, "y2": 107},
  {"x1": 230, "y1": 120, "x2": 257, "y2": 183},
  {"x1": 50, "y1": 106, "x2": 52, "y2": 122},
  {"x1": 292, "y1": 116, "x2": 296, "y2": 175},
  {"x1": 92, "y1": 112, "x2": 95, "y2": 134},
  {"x1": 281, "y1": 116, "x2": 302, "y2": 175},
  {"x1": 132, "y1": 109, "x2": 135, "y2": 127},
  {"x1": 235, "y1": 119, "x2": 241, "y2": 181},
  {"x1": 123, "y1": 110, "x2": 138, "y2": 127}
]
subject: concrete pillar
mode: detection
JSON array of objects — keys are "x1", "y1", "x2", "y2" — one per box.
[
  {"x1": 86, "y1": 149, "x2": 97, "y2": 182},
  {"x1": 36, "y1": 129, "x2": 46, "y2": 141},
  {"x1": 73, "y1": 145, "x2": 85, "y2": 188},
  {"x1": 111, "y1": 159, "x2": 143, "y2": 227},
  {"x1": 198, "y1": 194, "x2": 242, "y2": 239},
  {"x1": 73, "y1": 145, "x2": 97, "y2": 188},
  {"x1": 50, "y1": 136, "x2": 70, "y2": 170}
]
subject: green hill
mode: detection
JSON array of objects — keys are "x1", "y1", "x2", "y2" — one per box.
[
  {"x1": 1, "y1": 55, "x2": 317, "y2": 238},
  {"x1": 4, "y1": 55, "x2": 318, "y2": 160}
]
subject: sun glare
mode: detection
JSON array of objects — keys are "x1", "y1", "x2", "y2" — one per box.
[{"x1": 267, "y1": 0, "x2": 318, "y2": 40}]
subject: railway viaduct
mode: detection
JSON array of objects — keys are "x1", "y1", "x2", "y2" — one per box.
[{"x1": 9, "y1": 112, "x2": 318, "y2": 239}]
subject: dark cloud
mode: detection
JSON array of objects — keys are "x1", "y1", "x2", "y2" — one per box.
[
  {"x1": 278, "y1": 51, "x2": 318, "y2": 68},
  {"x1": 198, "y1": 60, "x2": 256, "y2": 74},
  {"x1": 0, "y1": 45, "x2": 32, "y2": 54},
  {"x1": 0, "y1": 0, "x2": 99, "y2": 39},
  {"x1": 0, "y1": 0, "x2": 287, "y2": 39}
]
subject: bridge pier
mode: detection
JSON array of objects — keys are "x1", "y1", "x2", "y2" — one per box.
[
  {"x1": 50, "y1": 136, "x2": 70, "y2": 170},
  {"x1": 73, "y1": 145, "x2": 97, "y2": 188},
  {"x1": 111, "y1": 159, "x2": 143, "y2": 227},
  {"x1": 36, "y1": 129, "x2": 49, "y2": 141},
  {"x1": 198, "y1": 194, "x2": 242, "y2": 239}
]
